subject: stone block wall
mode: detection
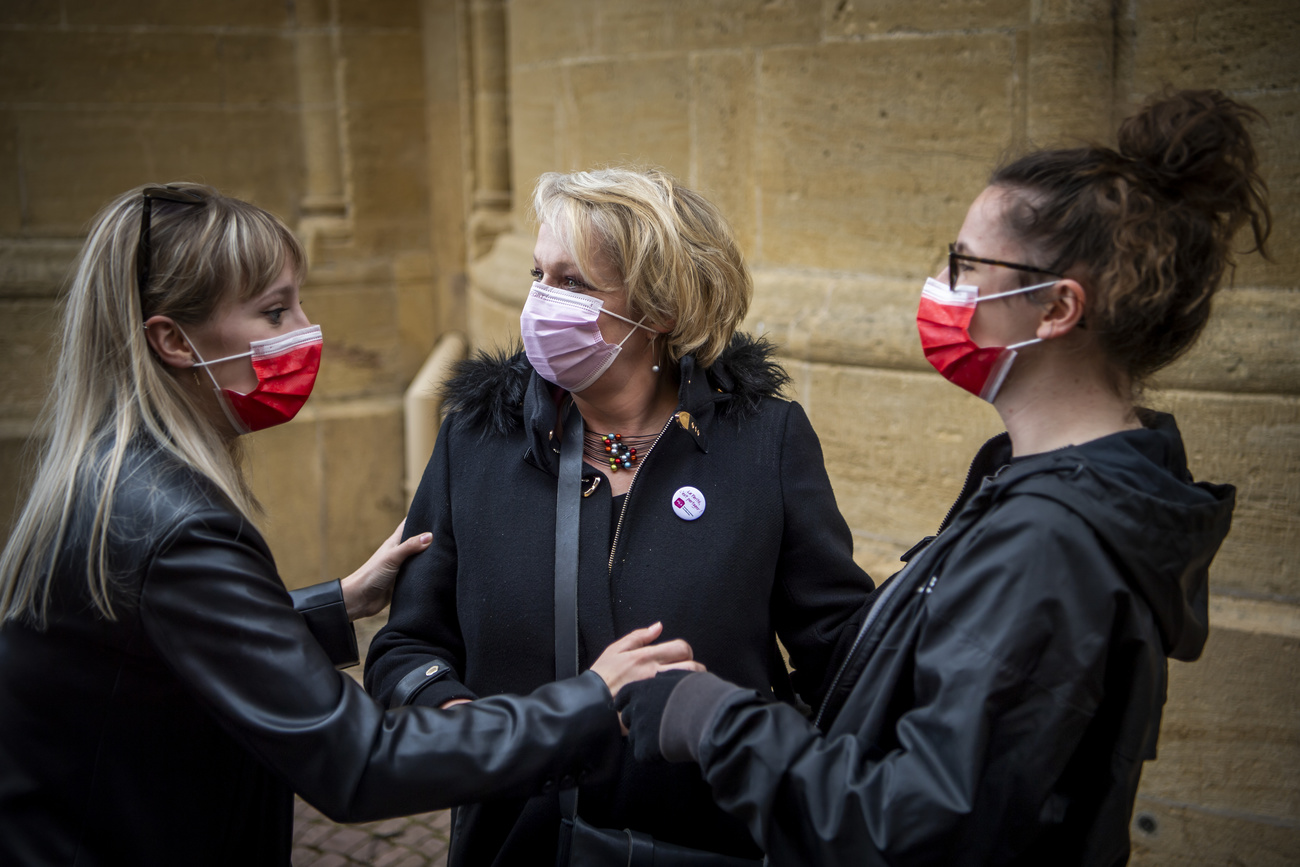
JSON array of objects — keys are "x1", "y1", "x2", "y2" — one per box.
[
  {"x1": 465, "y1": 1, "x2": 1299, "y2": 862},
  {"x1": 0, "y1": 0, "x2": 436, "y2": 589},
  {"x1": 0, "y1": 0, "x2": 1295, "y2": 862}
]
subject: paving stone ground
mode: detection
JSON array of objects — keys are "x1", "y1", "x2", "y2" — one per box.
[
  {"x1": 291, "y1": 798, "x2": 450, "y2": 867},
  {"x1": 289, "y1": 612, "x2": 451, "y2": 867}
]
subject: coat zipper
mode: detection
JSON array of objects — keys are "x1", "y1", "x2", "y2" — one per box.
[
  {"x1": 607, "y1": 416, "x2": 675, "y2": 574},
  {"x1": 937, "y1": 458, "x2": 982, "y2": 535},
  {"x1": 813, "y1": 459, "x2": 1013, "y2": 729},
  {"x1": 811, "y1": 556, "x2": 920, "y2": 728},
  {"x1": 815, "y1": 469, "x2": 974, "y2": 727}
]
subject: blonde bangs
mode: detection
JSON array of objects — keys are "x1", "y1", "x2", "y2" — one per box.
[{"x1": 531, "y1": 168, "x2": 751, "y2": 368}]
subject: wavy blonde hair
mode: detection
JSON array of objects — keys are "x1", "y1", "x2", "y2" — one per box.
[
  {"x1": 0, "y1": 183, "x2": 305, "y2": 625},
  {"x1": 532, "y1": 168, "x2": 751, "y2": 368}
]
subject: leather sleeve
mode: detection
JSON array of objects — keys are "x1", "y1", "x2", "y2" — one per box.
[
  {"x1": 289, "y1": 580, "x2": 359, "y2": 670},
  {"x1": 140, "y1": 505, "x2": 621, "y2": 824},
  {"x1": 363, "y1": 415, "x2": 479, "y2": 710},
  {"x1": 772, "y1": 402, "x2": 875, "y2": 707},
  {"x1": 685, "y1": 497, "x2": 1124, "y2": 865}
]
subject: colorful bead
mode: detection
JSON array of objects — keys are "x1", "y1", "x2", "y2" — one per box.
[{"x1": 600, "y1": 432, "x2": 637, "y2": 472}]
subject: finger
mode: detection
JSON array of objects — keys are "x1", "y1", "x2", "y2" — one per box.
[
  {"x1": 607, "y1": 621, "x2": 664, "y2": 652},
  {"x1": 658, "y1": 660, "x2": 706, "y2": 673},
  {"x1": 399, "y1": 532, "x2": 433, "y2": 553},
  {"x1": 635, "y1": 637, "x2": 695, "y2": 664}
]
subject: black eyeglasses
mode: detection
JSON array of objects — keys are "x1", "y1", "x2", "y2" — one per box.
[
  {"x1": 137, "y1": 185, "x2": 206, "y2": 308},
  {"x1": 947, "y1": 243, "x2": 1064, "y2": 293}
]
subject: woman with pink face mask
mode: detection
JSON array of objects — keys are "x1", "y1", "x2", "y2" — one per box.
[
  {"x1": 366, "y1": 168, "x2": 873, "y2": 865},
  {"x1": 614, "y1": 90, "x2": 1272, "y2": 865},
  {"x1": 0, "y1": 183, "x2": 701, "y2": 866}
]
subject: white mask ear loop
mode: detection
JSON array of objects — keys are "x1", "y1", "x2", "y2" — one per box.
[
  {"x1": 613, "y1": 316, "x2": 651, "y2": 351},
  {"x1": 977, "y1": 279, "x2": 1060, "y2": 353},
  {"x1": 1006, "y1": 337, "x2": 1043, "y2": 351},
  {"x1": 973, "y1": 278, "x2": 1060, "y2": 304},
  {"x1": 599, "y1": 307, "x2": 656, "y2": 339},
  {"x1": 174, "y1": 324, "x2": 224, "y2": 392},
  {"x1": 174, "y1": 325, "x2": 254, "y2": 433}
]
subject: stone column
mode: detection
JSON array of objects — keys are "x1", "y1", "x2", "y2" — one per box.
[
  {"x1": 294, "y1": 0, "x2": 350, "y2": 256},
  {"x1": 422, "y1": 0, "x2": 474, "y2": 338},
  {"x1": 467, "y1": 0, "x2": 512, "y2": 258}
]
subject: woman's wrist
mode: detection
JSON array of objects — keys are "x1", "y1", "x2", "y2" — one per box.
[{"x1": 339, "y1": 573, "x2": 376, "y2": 621}]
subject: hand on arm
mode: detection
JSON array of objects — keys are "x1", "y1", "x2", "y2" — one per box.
[{"x1": 340, "y1": 520, "x2": 433, "y2": 621}]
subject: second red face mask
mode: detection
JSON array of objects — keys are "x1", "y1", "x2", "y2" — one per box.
[
  {"x1": 916, "y1": 277, "x2": 1050, "y2": 403},
  {"x1": 190, "y1": 324, "x2": 323, "y2": 434}
]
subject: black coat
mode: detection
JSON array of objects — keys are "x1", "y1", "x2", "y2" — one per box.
[
  {"x1": 0, "y1": 440, "x2": 621, "y2": 867},
  {"x1": 653, "y1": 411, "x2": 1232, "y2": 866},
  {"x1": 364, "y1": 336, "x2": 874, "y2": 864}
]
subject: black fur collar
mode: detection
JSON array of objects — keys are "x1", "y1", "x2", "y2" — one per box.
[{"x1": 440, "y1": 333, "x2": 789, "y2": 437}]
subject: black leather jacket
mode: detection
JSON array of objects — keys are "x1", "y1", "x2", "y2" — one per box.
[{"x1": 0, "y1": 439, "x2": 620, "y2": 867}]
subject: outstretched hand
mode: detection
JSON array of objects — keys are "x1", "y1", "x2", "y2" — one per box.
[
  {"x1": 340, "y1": 520, "x2": 432, "y2": 621},
  {"x1": 614, "y1": 669, "x2": 691, "y2": 762},
  {"x1": 589, "y1": 622, "x2": 704, "y2": 710}
]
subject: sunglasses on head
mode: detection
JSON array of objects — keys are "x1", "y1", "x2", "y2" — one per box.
[{"x1": 137, "y1": 186, "x2": 206, "y2": 309}]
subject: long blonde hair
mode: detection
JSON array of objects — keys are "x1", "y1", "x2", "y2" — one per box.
[{"x1": 0, "y1": 183, "x2": 306, "y2": 625}]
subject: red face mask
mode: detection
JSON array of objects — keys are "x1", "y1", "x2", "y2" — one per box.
[
  {"x1": 916, "y1": 277, "x2": 1051, "y2": 403},
  {"x1": 188, "y1": 325, "x2": 323, "y2": 434}
]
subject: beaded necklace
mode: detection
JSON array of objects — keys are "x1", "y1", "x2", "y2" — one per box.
[{"x1": 583, "y1": 430, "x2": 659, "y2": 472}]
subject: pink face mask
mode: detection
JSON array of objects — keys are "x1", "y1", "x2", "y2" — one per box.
[
  {"x1": 519, "y1": 282, "x2": 655, "y2": 393},
  {"x1": 916, "y1": 277, "x2": 1054, "y2": 403},
  {"x1": 186, "y1": 324, "x2": 323, "y2": 434}
]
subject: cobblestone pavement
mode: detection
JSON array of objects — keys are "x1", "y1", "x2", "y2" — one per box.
[
  {"x1": 289, "y1": 613, "x2": 451, "y2": 867},
  {"x1": 291, "y1": 798, "x2": 450, "y2": 867}
]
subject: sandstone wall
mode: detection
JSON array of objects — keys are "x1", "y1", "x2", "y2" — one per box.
[
  {"x1": 466, "y1": 1, "x2": 1300, "y2": 862},
  {"x1": 0, "y1": 0, "x2": 1295, "y2": 862},
  {"x1": 0, "y1": 0, "x2": 437, "y2": 588}
]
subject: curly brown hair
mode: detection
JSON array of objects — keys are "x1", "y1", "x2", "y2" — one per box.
[{"x1": 990, "y1": 89, "x2": 1271, "y2": 384}]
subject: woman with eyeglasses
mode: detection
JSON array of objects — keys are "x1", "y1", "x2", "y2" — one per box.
[
  {"x1": 615, "y1": 89, "x2": 1271, "y2": 865},
  {"x1": 0, "y1": 183, "x2": 700, "y2": 866}
]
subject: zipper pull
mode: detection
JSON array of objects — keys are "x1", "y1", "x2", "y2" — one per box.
[{"x1": 900, "y1": 535, "x2": 935, "y2": 563}]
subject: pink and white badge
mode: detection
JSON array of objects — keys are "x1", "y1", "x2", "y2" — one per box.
[{"x1": 671, "y1": 486, "x2": 706, "y2": 521}]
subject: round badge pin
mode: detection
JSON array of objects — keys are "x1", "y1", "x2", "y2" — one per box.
[{"x1": 671, "y1": 485, "x2": 706, "y2": 521}]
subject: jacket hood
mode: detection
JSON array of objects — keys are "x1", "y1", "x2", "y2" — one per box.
[
  {"x1": 959, "y1": 412, "x2": 1233, "y2": 662},
  {"x1": 440, "y1": 332, "x2": 789, "y2": 438}
]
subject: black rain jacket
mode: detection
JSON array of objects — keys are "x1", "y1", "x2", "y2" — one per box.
[
  {"x1": 658, "y1": 411, "x2": 1232, "y2": 866},
  {"x1": 0, "y1": 439, "x2": 621, "y2": 866},
  {"x1": 364, "y1": 335, "x2": 874, "y2": 864}
]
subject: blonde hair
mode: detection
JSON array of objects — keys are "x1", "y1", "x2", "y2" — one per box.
[
  {"x1": 0, "y1": 183, "x2": 306, "y2": 625},
  {"x1": 532, "y1": 168, "x2": 751, "y2": 368}
]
